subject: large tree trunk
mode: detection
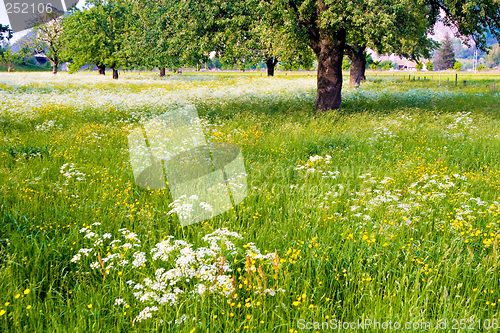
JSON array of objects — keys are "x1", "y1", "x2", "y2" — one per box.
[
  {"x1": 51, "y1": 61, "x2": 58, "y2": 74},
  {"x1": 346, "y1": 45, "x2": 366, "y2": 87},
  {"x1": 311, "y1": 34, "x2": 346, "y2": 112},
  {"x1": 159, "y1": 68, "x2": 166, "y2": 77},
  {"x1": 111, "y1": 64, "x2": 118, "y2": 79},
  {"x1": 98, "y1": 64, "x2": 106, "y2": 75},
  {"x1": 266, "y1": 57, "x2": 278, "y2": 76}
]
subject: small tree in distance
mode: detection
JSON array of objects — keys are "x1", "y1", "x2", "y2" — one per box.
[
  {"x1": 426, "y1": 61, "x2": 434, "y2": 71},
  {"x1": 434, "y1": 34, "x2": 455, "y2": 70},
  {"x1": 1, "y1": 46, "x2": 21, "y2": 72},
  {"x1": 453, "y1": 62, "x2": 462, "y2": 71},
  {"x1": 486, "y1": 44, "x2": 500, "y2": 68},
  {"x1": 416, "y1": 61, "x2": 423, "y2": 71}
]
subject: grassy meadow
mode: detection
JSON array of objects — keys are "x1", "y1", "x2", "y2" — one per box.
[{"x1": 1, "y1": 71, "x2": 500, "y2": 332}]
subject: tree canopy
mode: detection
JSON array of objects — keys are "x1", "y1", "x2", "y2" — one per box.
[
  {"x1": 56, "y1": 0, "x2": 500, "y2": 107},
  {"x1": 0, "y1": 24, "x2": 13, "y2": 41},
  {"x1": 25, "y1": 14, "x2": 65, "y2": 74},
  {"x1": 62, "y1": 0, "x2": 130, "y2": 78}
]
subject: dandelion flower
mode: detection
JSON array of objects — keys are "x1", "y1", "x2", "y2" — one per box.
[
  {"x1": 24, "y1": 289, "x2": 30, "y2": 295},
  {"x1": 87, "y1": 304, "x2": 92, "y2": 309},
  {"x1": 26, "y1": 305, "x2": 32, "y2": 310},
  {"x1": 14, "y1": 294, "x2": 20, "y2": 299},
  {"x1": 0, "y1": 310, "x2": 5, "y2": 316}
]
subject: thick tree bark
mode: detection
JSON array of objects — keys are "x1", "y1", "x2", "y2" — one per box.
[
  {"x1": 345, "y1": 45, "x2": 366, "y2": 87},
  {"x1": 310, "y1": 33, "x2": 346, "y2": 112},
  {"x1": 266, "y1": 57, "x2": 278, "y2": 76},
  {"x1": 7, "y1": 66, "x2": 12, "y2": 73},
  {"x1": 97, "y1": 64, "x2": 106, "y2": 75},
  {"x1": 159, "y1": 68, "x2": 166, "y2": 77}
]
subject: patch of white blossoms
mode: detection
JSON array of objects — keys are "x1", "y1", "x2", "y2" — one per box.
[
  {"x1": 446, "y1": 111, "x2": 477, "y2": 138},
  {"x1": 294, "y1": 155, "x2": 478, "y2": 232},
  {"x1": 167, "y1": 195, "x2": 213, "y2": 220},
  {"x1": 60, "y1": 163, "x2": 86, "y2": 183},
  {"x1": 35, "y1": 120, "x2": 62, "y2": 132},
  {"x1": 71, "y1": 225, "x2": 284, "y2": 324},
  {"x1": 295, "y1": 155, "x2": 340, "y2": 179}
]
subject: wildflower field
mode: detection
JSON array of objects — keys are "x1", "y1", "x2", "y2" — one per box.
[{"x1": 1, "y1": 71, "x2": 500, "y2": 332}]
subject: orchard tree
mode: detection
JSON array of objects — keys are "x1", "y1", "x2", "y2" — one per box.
[
  {"x1": 241, "y1": 10, "x2": 315, "y2": 76},
  {"x1": 62, "y1": 0, "x2": 130, "y2": 79},
  {"x1": 262, "y1": 0, "x2": 441, "y2": 109},
  {"x1": 426, "y1": 60, "x2": 434, "y2": 71},
  {"x1": 1, "y1": 46, "x2": 21, "y2": 72},
  {"x1": 0, "y1": 24, "x2": 15, "y2": 72},
  {"x1": 253, "y1": 0, "x2": 500, "y2": 111},
  {"x1": 344, "y1": 1, "x2": 435, "y2": 87},
  {"x1": 27, "y1": 14, "x2": 65, "y2": 74},
  {"x1": 124, "y1": 0, "x2": 186, "y2": 76}
]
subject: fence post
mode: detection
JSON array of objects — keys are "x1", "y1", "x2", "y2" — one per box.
[
  {"x1": 463, "y1": 80, "x2": 466, "y2": 87},
  {"x1": 455, "y1": 74, "x2": 457, "y2": 86},
  {"x1": 494, "y1": 82, "x2": 496, "y2": 92}
]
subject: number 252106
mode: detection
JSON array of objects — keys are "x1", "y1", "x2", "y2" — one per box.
[{"x1": 5, "y1": 3, "x2": 53, "y2": 14}]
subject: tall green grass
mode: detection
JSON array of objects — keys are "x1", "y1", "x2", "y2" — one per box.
[{"x1": 0, "y1": 72, "x2": 500, "y2": 332}]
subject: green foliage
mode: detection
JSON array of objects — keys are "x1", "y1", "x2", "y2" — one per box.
[
  {"x1": 342, "y1": 56, "x2": 350, "y2": 71},
  {"x1": 426, "y1": 61, "x2": 434, "y2": 71},
  {"x1": 486, "y1": 44, "x2": 500, "y2": 68},
  {"x1": 0, "y1": 24, "x2": 12, "y2": 41},
  {"x1": 0, "y1": 46, "x2": 21, "y2": 71},
  {"x1": 2, "y1": 73, "x2": 500, "y2": 330},
  {"x1": 478, "y1": 64, "x2": 486, "y2": 71},
  {"x1": 54, "y1": 0, "x2": 500, "y2": 109},
  {"x1": 377, "y1": 60, "x2": 394, "y2": 71},
  {"x1": 365, "y1": 53, "x2": 374, "y2": 68},
  {"x1": 454, "y1": 62, "x2": 462, "y2": 71},
  {"x1": 416, "y1": 61, "x2": 423, "y2": 71},
  {"x1": 62, "y1": 0, "x2": 130, "y2": 74}
]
